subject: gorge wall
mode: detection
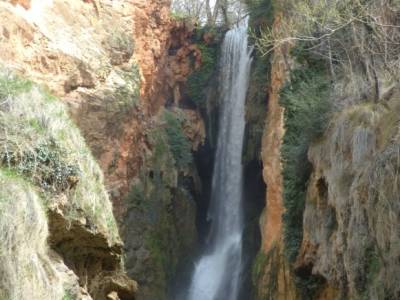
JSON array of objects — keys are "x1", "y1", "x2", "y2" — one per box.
[
  {"x1": 2, "y1": 0, "x2": 398, "y2": 299},
  {"x1": 0, "y1": 0, "x2": 208, "y2": 299},
  {"x1": 252, "y1": 1, "x2": 400, "y2": 299}
]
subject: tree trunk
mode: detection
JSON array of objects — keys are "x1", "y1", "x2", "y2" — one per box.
[
  {"x1": 206, "y1": 0, "x2": 212, "y2": 25},
  {"x1": 211, "y1": 0, "x2": 221, "y2": 25}
]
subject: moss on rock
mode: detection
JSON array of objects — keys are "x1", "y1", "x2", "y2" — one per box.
[{"x1": 123, "y1": 108, "x2": 197, "y2": 300}]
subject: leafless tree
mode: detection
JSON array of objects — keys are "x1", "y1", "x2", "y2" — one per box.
[
  {"x1": 171, "y1": 0, "x2": 247, "y2": 26},
  {"x1": 255, "y1": 0, "x2": 400, "y2": 100}
]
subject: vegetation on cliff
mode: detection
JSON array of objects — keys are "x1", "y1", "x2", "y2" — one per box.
[
  {"x1": 252, "y1": 0, "x2": 400, "y2": 299},
  {"x1": 256, "y1": 0, "x2": 400, "y2": 100},
  {"x1": 0, "y1": 170, "x2": 65, "y2": 300},
  {"x1": 0, "y1": 72, "x2": 118, "y2": 238},
  {"x1": 163, "y1": 110, "x2": 193, "y2": 169},
  {"x1": 243, "y1": 0, "x2": 274, "y2": 163},
  {"x1": 0, "y1": 71, "x2": 127, "y2": 299},
  {"x1": 124, "y1": 108, "x2": 197, "y2": 299},
  {"x1": 301, "y1": 95, "x2": 400, "y2": 299},
  {"x1": 280, "y1": 49, "x2": 332, "y2": 263},
  {"x1": 187, "y1": 27, "x2": 223, "y2": 110}
]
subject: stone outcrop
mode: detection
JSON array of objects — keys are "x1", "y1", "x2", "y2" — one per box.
[
  {"x1": 260, "y1": 14, "x2": 286, "y2": 255},
  {"x1": 0, "y1": 70, "x2": 137, "y2": 300},
  {"x1": 255, "y1": 13, "x2": 297, "y2": 300},
  {"x1": 296, "y1": 93, "x2": 400, "y2": 299},
  {"x1": 0, "y1": 0, "x2": 205, "y2": 299},
  {"x1": 10, "y1": 0, "x2": 30, "y2": 9},
  {"x1": 132, "y1": 0, "x2": 201, "y2": 111},
  {"x1": 255, "y1": 3, "x2": 400, "y2": 299},
  {"x1": 48, "y1": 209, "x2": 138, "y2": 300}
]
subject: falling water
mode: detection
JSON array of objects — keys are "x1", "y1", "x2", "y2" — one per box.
[{"x1": 187, "y1": 21, "x2": 252, "y2": 300}]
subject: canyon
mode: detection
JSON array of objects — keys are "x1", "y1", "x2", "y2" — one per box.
[{"x1": 1, "y1": 0, "x2": 399, "y2": 300}]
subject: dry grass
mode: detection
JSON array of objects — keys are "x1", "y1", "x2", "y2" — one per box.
[
  {"x1": 0, "y1": 69, "x2": 123, "y2": 299},
  {"x1": 0, "y1": 170, "x2": 65, "y2": 300},
  {"x1": 0, "y1": 70, "x2": 119, "y2": 242}
]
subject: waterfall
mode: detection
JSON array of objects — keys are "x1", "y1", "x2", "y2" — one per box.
[{"x1": 187, "y1": 20, "x2": 252, "y2": 300}]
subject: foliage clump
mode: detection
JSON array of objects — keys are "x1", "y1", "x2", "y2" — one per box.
[
  {"x1": 280, "y1": 48, "x2": 332, "y2": 263},
  {"x1": 252, "y1": 245, "x2": 281, "y2": 300},
  {"x1": 245, "y1": 0, "x2": 275, "y2": 30},
  {"x1": 0, "y1": 75, "x2": 32, "y2": 100},
  {"x1": 2, "y1": 140, "x2": 79, "y2": 193},
  {"x1": 187, "y1": 34, "x2": 220, "y2": 108},
  {"x1": 163, "y1": 110, "x2": 193, "y2": 169},
  {"x1": 123, "y1": 109, "x2": 196, "y2": 299}
]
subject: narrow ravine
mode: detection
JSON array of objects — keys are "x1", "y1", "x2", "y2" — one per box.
[{"x1": 186, "y1": 21, "x2": 253, "y2": 300}]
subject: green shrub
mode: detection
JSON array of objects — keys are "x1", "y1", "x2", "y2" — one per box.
[
  {"x1": 280, "y1": 47, "x2": 332, "y2": 263},
  {"x1": 171, "y1": 11, "x2": 189, "y2": 21},
  {"x1": 252, "y1": 245, "x2": 280, "y2": 299},
  {"x1": 187, "y1": 42, "x2": 219, "y2": 108},
  {"x1": 252, "y1": 251, "x2": 269, "y2": 285},
  {"x1": 125, "y1": 180, "x2": 146, "y2": 209},
  {"x1": 163, "y1": 110, "x2": 192, "y2": 170},
  {"x1": 365, "y1": 247, "x2": 381, "y2": 286},
  {"x1": 294, "y1": 272, "x2": 326, "y2": 300},
  {"x1": 62, "y1": 291, "x2": 74, "y2": 300},
  {"x1": 0, "y1": 73, "x2": 32, "y2": 101},
  {"x1": 107, "y1": 30, "x2": 134, "y2": 53},
  {"x1": 245, "y1": 0, "x2": 274, "y2": 31},
  {"x1": 1, "y1": 140, "x2": 79, "y2": 193}
]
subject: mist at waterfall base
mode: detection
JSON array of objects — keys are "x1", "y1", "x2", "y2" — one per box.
[{"x1": 184, "y1": 22, "x2": 253, "y2": 300}]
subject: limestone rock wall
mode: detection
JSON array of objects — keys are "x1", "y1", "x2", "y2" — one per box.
[
  {"x1": 255, "y1": 4, "x2": 400, "y2": 299},
  {"x1": 297, "y1": 94, "x2": 400, "y2": 299},
  {"x1": 0, "y1": 71, "x2": 137, "y2": 300},
  {"x1": 254, "y1": 13, "x2": 297, "y2": 300},
  {"x1": 0, "y1": 0, "x2": 205, "y2": 299}
]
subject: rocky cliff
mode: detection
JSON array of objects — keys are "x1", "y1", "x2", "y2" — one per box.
[
  {"x1": 253, "y1": 1, "x2": 400, "y2": 299},
  {"x1": 0, "y1": 70, "x2": 137, "y2": 299},
  {"x1": 0, "y1": 0, "x2": 208, "y2": 299},
  {"x1": 253, "y1": 11, "x2": 297, "y2": 300},
  {"x1": 5, "y1": 0, "x2": 398, "y2": 299},
  {"x1": 297, "y1": 92, "x2": 400, "y2": 299}
]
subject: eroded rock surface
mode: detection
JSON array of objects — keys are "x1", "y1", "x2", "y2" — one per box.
[
  {"x1": 255, "y1": 13, "x2": 297, "y2": 300},
  {"x1": 297, "y1": 94, "x2": 400, "y2": 299}
]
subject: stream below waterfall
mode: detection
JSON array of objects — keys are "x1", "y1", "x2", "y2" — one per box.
[{"x1": 184, "y1": 21, "x2": 253, "y2": 300}]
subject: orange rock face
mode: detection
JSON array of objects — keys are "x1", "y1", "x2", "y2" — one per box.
[
  {"x1": 131, "y1": 0, "x2": 201, "y2": 112},
  {"x1": 256, "y1": 13, "x2": 297, "y2": 300},
  {"x1": 0, "y1": 0, "x2": 203, "y2": 216},
  {"x1": 132, "y1": 0, "x2": 201, "y2": 114},
  {"x1": 131, "y1": 0, "x2": 172, "y2": 109},
  {"x1": 0, "y1": 2, "x2": 205, "y2": 297},
  {"x1": 260, "y1": 13, "x2": 287, "y2": 255},
  {"x1": 10, "y1": 0, "x2": 30, "y2": 9}
]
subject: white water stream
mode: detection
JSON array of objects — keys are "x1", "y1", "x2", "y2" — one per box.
[{"x1": 187, "y1": 21, "x2": 252, "y2": 300}]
